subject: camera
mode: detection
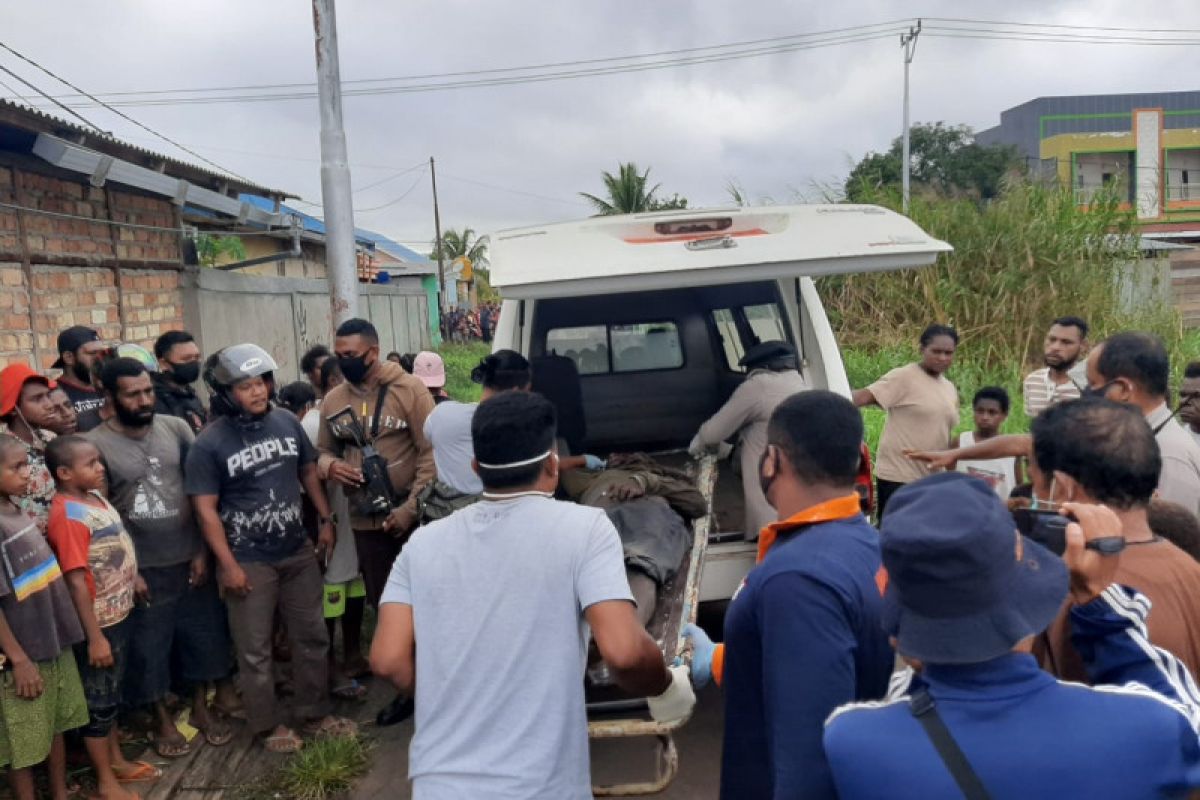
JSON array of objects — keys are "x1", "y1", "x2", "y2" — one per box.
[
  {"x1": 328, "y1": 406, "x2": 399, "y2": 518},
  {"x1": 1011, "y1": 508, "x2": 1125, "y2": 556}
]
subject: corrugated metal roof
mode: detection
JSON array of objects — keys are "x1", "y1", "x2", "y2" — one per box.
[
  {"x1": 239, "y1": 193, "x2": 435, "y2": 269},
  {"x1": 0, "y1": 98, "x2": 292, "y2": 199}
]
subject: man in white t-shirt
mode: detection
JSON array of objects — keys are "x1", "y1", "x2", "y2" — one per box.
[
  {"x1": 1023, "y1": 317, "x2": 1088, "y2": 417},
  {"x1": 370, "y1": 392, "x2": 694, "y2": 799}
]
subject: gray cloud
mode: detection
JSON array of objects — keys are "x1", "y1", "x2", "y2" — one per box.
[{"x1": 8, "y1": 0, "x2": 1200, "y2": 249}]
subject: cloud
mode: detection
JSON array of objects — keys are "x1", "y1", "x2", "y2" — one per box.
[{"x1": 5, "y1": 0, "x2": 1200, "y2": 246}]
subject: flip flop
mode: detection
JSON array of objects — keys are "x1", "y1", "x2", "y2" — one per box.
[
  {"x1": 149, "y1": 731, "x2": 193, "y2": 759},
  {"x1": 196, "y1": 716, "x2": 235, "y2": 747},
  {"x1": 113, "y1": 761, "x2": 162, "y2": 783},
  {"x1": 331, "y1": 678, "x2": 368, "y2": 701},
  {"x1": 263, "y1": 729, "x2": 304, "y2": 754},
  {"x1": 211, "y1": 700, "x2": 247, "y2": 721},
  {"x1": 302, "y1": 715, "x2": 358, "y2": 738}
]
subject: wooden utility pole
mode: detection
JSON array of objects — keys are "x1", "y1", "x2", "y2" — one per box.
[{"x1": 430, "y1": 156, "x2": 446, "y2": 317}]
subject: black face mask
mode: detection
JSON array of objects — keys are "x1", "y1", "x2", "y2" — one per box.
[
  {"x1": 1083, "y1": 380, "x2": 1117, "y2": 400},
  {"x1": 70, "y1": 361, "x2": 92, "y2": 385},
  {"x1": 338, "y1": 354, "x2": 373, "y2": 385},
  {"x1": 168, "y1": 361, "x2": 201, "y2": 385}
]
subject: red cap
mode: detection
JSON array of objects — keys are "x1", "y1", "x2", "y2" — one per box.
[{"x1": 0, "y1": 363, "x2": 55, "y2": 417}]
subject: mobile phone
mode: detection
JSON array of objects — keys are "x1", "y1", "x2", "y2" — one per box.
[{"x1": 1011, "y1": 508, "x2": 1125, "y2": 556}]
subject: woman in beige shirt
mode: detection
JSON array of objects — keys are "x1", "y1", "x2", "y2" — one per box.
[{"x1": 852, "y1": 324, "x2": 960, "y2": 518}]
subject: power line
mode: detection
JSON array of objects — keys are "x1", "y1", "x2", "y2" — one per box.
[
  {"x1": 19, "y1": 20, "x2": 912, "y2": 102},
  {"x1": 0, "y1": 40, "x2": 255, "y2": 183},
  {"x1": 14, "y1": 27, "x2": 907, "y2": 109},
  {"x1": 352, "y1": 161, "x2": 427, "y2": 195},
  {"x1": 0, "y1": 198, "x2": 292, "y2": 236},
  {"x1": 440, "y1": 172, "x2": 591, "y2": 207},
  {"x1": 353, "y1": 172, "x2": 427, "y2": 213},
  {"x1": 0, "y1": 62, "x2": 107, "y2": 133},
  {"x1": 924, "y1": 17, "x2": 1200, "y2": 35}
]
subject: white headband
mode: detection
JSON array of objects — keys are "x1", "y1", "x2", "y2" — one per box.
[{"x1": 477, "y1": 449, "x2": 554, "y2": 470}]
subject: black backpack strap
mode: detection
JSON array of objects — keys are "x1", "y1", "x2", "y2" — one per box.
[
  {"x1": 370, "y1": 383, "x2": 389, "y2": 440},
  {"x1": 909, "y1": 689, "x2": 992, "y2": 800}
]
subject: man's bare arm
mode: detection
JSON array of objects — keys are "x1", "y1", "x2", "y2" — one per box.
[
  {"x1": 907, "y1": 433, "x2": 1033, "y2": 471},
  {"x1": 370, "y1": 603, "x2": 415, "y2": 694},
  {"x1": 586, "y1": 599, "x2": 670, "y2": 697}
]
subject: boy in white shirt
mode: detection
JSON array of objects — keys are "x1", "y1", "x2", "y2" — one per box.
[{"x1": 956, "y1": 387, "x2": 1021, "y2": 499}]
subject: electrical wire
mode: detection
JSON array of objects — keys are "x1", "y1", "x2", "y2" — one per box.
[
  {"x1": 0, "y1": 198, "x2": 293, "y2": 236},
  {"x1": 20, "y1": 20, "x2": 912, "y2": 101},
  {"x1": 439, "y1": 172, "x2": 591, "y2": 207},
  {"x1": 18, "y1": 28, "x2": 906, "y2": 109},
  {"x1": 0, "y1": 40, "x2": 255, "y2": 183},
  {"x1": 0, "y1": 62, "x2": 107, "y2": 133},
  {"x1": 924, "y1": 17, "x2": 1200, "y2": 35},
  {"x1": 353, "y1": 173, "x2": 427, "y2": 213},
  {"x1": 353, "y1": 161, "x2": 427, "y2": 195}
]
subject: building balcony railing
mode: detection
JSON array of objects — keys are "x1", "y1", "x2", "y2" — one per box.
[
  {"x1": 1074, "y1": 184, "x2": 1128, "y2": 206},
  {"x1": 1167, "y1": 183, "x2": 1200, "y2": 202}
]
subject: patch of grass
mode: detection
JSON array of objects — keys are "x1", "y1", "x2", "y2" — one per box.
[
  {"x1": 235, "y1": 735, "x2": 374, "y2": 800},
  {"x1": 438, "y1": 341, "x2": 490, "y2": 402}
]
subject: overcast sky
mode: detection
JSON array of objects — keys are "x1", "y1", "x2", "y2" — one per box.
[{"x1": 6, "y1": 1, "x2": 1200, "y2": 251}]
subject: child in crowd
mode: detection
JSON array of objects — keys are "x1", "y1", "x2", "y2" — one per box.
[
  {"x1": 0, "y1": 435, "x2": 88, "y2": 800},
  {"x1": 954, "y1": 386, "x2": 1021, "y2": 499},
  {"x1": 45, "y1": 436, "x2": 157, "y2": 799}
]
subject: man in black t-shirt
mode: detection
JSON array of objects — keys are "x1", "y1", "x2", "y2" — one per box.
[
  {"x1": 185, "y1": 343, "x2": 351, "y2": 753},
  {"x1": 52, "y1": 326, "x2": 106, "y2": 432}
]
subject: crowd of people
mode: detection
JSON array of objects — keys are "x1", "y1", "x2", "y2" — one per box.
[
  {"x1": 441, "y1": 302, "x2": 500, "y2": 344},
  {"x1": 8, "y1": 311, "x2": 1200, "y2": 798}
]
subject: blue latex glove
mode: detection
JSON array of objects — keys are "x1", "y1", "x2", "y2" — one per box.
[
  {"x1": 585, "y1": 454, "x2": 607, "y2": 471},
  {"x1": 682, "y1": 623, "x2": 715, "y2": 688}
]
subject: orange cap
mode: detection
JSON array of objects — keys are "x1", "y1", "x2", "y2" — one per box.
[{"x1": 0, "y1": 363, "x2": 55, "y2": 417}]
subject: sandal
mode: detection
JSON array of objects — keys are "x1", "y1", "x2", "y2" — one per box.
[
  {"x1": 211, "y1": 699, "x2": 247, "y2": 721},
  {"x1": 302, "y1": 715, "x2": 359, "y2": 738},
  {"x1": 263, "y1": 729, "x2": 304, "y2": 754},
  {"x1": 331, "y1": 678, "x2": 368, "y2": 701},
  {"x1": 149, "y1": 730, "x2": 193, "y2": 759},
  {"x1": 113, "y1": 760, "x2": 163, "y2": 783},
  {"x1": 196, "y1": 715, "x2": 235, "y2": 747}
]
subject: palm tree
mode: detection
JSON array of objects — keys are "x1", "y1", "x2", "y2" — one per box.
[
  {"x1": 579, "y1": 162, "x2": 662, "y2": 215},
  {"x1": 432, "y1": 227, "x2": 489, "y2": 268}
]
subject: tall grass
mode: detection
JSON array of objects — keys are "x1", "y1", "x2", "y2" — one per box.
[
  {"x1": 820, "y1": 180, "x2": 1181, "y2": 370},
  {"x1": 439, "y1": 342, "x2": 490, "y2": 402}
]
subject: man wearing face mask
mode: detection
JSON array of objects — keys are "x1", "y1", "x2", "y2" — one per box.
[
  {"x1": 688, "y1": 390, "x2": 891, "y2": 800},
  {"x1": 52, "y1": 325, "x2": 107, "y2": 432},
  {"x1": 151, "y1": 330, "x2": 207, "y2": 433},
  {"x1": 318, "y1": 319, "x2": 435, "y2": 726}
]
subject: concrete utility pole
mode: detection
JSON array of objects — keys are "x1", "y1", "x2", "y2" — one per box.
[
  {"x1": 430, "y1": 157, "x2": 446, "y2": 315},
  {"x1": 900, "y1": 19, "x2": 921, "y2": 215},
  {"x1": 312, "y1": 0, "x2": 358, "y2": 324}
]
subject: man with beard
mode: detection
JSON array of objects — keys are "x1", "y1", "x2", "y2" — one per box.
[
  {"x1": 87, "y1": 358, "x2": 236, "y2": 757},
  {"x1": 1023, "y1": 317, "x2": 1088, "y2": 417},
  {"x1": 52, "y1": 326, "x2": 107, "y2": 432},
  {"x1": 152, "y1": 331, "x2": 207, "y2": 433}
]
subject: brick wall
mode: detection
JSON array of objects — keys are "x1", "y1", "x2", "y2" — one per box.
[{"x1": 0, "y1": 162, "x2": 186, "y2": 369}]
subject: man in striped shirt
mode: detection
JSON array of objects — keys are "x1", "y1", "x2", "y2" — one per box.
[{"x1": 1023, "y1": 316, "x2": 1088, "y2": 417}]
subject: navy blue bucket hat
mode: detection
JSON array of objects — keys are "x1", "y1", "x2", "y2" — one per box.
[{"x1": 880, "y1": 472, "x2": 1068, "y2": 664}]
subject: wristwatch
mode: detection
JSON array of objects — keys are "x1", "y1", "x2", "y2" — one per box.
[{"x1": 319, "y1": 514, "x2": 337, "y2": 527}]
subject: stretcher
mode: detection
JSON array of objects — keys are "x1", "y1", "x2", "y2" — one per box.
[{"x1": 586, "y1": 453, "x2": 717, "y2": 796}]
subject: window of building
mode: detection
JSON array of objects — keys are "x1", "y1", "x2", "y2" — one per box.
[
  {"x1": 1075, "y1": 152, "x2": 1135, "y2": 205},
  {"x1": 1168, "y1": 149, "x2": 1200, "y2": 202},
  {"x1": 546, "y1": 321, "x2": 683, "y2": 374}
]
